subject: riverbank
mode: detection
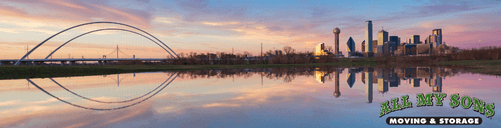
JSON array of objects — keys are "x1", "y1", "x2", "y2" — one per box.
[
  {"x1": 1, "y1": 59, "x2": 499, "y2": 80},
  {"x1": 436, "y1": 60, "x2": 501, "y2": 76}
]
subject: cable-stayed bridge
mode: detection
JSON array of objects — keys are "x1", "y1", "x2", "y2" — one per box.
[{"x1": 0, "y1": 45, "x2": 171, "y2": 65}]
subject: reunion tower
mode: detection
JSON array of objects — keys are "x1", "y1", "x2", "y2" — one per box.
[{"x1": 333, "y1": 27, "x2": 341, "y2": 55}]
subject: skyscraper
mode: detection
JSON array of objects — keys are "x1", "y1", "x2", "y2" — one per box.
[
  {"x1": 389, "y1": 36, "x2": 399, "y2": 46},
  {"x1": 425, "y1": 35, "x2": 430, "y2": 44},
  {"x1": 410, "y1": 78, "x2": 420, "y2": 87},
  {"x1": 432, "y1": 29, "x2": 442, "y2": 48},
  {"x1": 389, "y1": 36, "x2": 400, "y2": 53},
  {"x1": 433, "y1": 29, "x2": 442, "y2": 44},
  {"x1": 347, "y1": 72, "x2": 355, "y2": 88},
  {"x1": 361, "y1": 40, "x2": 366, "y2": 53},
  {"x1": 378, "y1": 30, "x2": 388, "y2": 46},
  {"x1": 410, "y1": 35, "x2": 420, "y2": 44},
  {"x1": 377, "y1": 78, "x2": 388, "y2": 94},
  {"x1": 346, "y1": 37, "x2": 355, "y2": 53},
  {"x1": 432, "y1": 75, "x2": 443, "y2": 92},
  {"x1": 365, "y1": 72, "x2": 373, "y2": 103},
  {"x1": 365, "y1": 21, "x2": 373, "y2": 52}
]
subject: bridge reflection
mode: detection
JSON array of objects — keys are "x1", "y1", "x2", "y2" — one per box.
[
  {"x1": 26, "y1": 72, "x2": 178, "y2": 111},
  {"x1": 26, "y1": 66, "x2": 460, "y2": 111}
]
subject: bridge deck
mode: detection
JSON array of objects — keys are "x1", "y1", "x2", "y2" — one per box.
[{"x1": 0, "y1": 58, "x2": 171, "y2": 62}]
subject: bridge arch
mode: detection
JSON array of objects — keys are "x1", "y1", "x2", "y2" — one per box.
[
  {"x1": 15, "y1": 21, "x2": 179, "y2": 66},
  {"x1": 45, "y1": 28, "x2": 173, "y2": 59},
  {"x1": 26, "y1": 73, "x2": 178, "y2": 111}
]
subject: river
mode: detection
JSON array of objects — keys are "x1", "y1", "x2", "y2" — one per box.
[{"x1": 0, "y1": 67, "x2": 500, "y2": 127}]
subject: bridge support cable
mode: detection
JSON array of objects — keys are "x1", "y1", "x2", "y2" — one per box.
[
  {"x1": 44, "y1": 28, "x2": 173, "y2": 59},
  {"x1": 27, "y1": 72, "x2": 179, "y2": 111},
  {"x1": 117, "y1": 47, "x2": 132, "y2": 58},
  {"x1": 15, "y1": 21, "x2": 179, "y2": 66}
]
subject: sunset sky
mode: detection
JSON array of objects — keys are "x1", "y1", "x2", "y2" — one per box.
[{"x1": 0, "y1": 0, "x2": 500, "y2": 59}]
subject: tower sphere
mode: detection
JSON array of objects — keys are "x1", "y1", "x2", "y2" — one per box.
[
  {"x1": 333, "y1": 28, "x2": 341, "y2": 34},
  {"x1": 334, "y1": 91, "x2": 341, "y2": 98}
]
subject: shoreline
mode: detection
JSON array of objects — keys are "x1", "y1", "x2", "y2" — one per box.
[{"x1": 1, "y1": 59, "x2": 499, "y2": 80}]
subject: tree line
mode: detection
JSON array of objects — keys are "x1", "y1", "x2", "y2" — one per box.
[{"x1": 118, "y1": 46, "x2": 339, "y2": 65}]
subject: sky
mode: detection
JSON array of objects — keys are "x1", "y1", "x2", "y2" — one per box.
[{"x1": 0, "y1": 0, "x2": 500, "y2": 59}]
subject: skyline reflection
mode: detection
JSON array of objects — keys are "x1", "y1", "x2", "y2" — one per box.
[{"x1": 0, "y1": 66, "x2": 499, "y2": 127}]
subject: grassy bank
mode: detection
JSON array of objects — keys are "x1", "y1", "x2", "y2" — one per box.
[
  {"x1": 0, "y1": 60, "x2": 378, "y2": 80},
  {"x1": 1, "y1": 58, "x2": 499, "y2": 80},
  {"x1": 436, "y1": 60, "x2": 501, "y2": 76}
]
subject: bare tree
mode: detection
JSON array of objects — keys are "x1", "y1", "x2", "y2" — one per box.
[
  {"x1": 326, "y1": 46, "x2": 333, "y2": 53},
  {"x1": 283, "y1": 46, "x2": 295, "y2": 55}
]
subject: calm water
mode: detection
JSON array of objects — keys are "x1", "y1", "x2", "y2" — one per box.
[{"x1": 1, "y1": 67, "x2": 500, "y2": 128}]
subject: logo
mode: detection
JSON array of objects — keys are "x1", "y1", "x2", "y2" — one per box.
[{"x1": 380, "y1": 93, "x2": 495, "y2": 125}]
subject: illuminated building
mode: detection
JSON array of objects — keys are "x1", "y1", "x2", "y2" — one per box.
[
  {"x1": 314, "y1": 70, "x2": 328, "y2": 83},
  {"x1": 347, "y1": 73, "x2": 355, "y2": 88},
  {"x1": 410, "y1": 78, "x2": 420, "y2": 87},
  {"x1": 378, "y1": 30, "x2": 388, "y2": 46},
  {"x1": 378, "y1": 78, "x2": 388, "y2": 94},
  {"x1": 365, "y1": 72, "x2": 373, "y2": 103},
  {"x1": 433, "y1": 29, "x2": 442, "y2": 45},
  {"x1": 410, "y1": 35, "x2": 420, "y2": 44},
  {"x1": 313, "y1": 43, "x2": 330, "y2": 56},
  {"x1": 365, "y1": 20, "x2": 373, "y2": 52},
  {"x1": 431, "y1": 29, "x2": 442, "y2": 50},
  {"x1": 346, "y1": 37, "x2": 355, "y2": 53}
]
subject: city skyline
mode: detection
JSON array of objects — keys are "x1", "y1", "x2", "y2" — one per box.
[{"x1": 0, "y1": 0, "x2": 500, "y2": 59}]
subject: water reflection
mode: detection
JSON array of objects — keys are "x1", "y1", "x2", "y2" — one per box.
[
  {"x1": 175, "y1": 66, "x2": 458, "y2": 101},
  {"x1": 2, "y1": 66, "x2": 498, "y2": 127},
  {"x1": 25, "y1": 67, "x2": 461, "y2": 111},
  {"x1": 26, "y1": 72, "x2": 178, "y2": 110}
]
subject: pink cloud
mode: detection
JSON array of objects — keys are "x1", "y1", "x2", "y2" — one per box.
[{"x1": 0, "y1": 0, "x2": 152, "y2": 28}]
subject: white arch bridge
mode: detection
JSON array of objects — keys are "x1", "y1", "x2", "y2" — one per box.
[{"x1": 1, "y1": 21, "x2": 179, "y2": 66}]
